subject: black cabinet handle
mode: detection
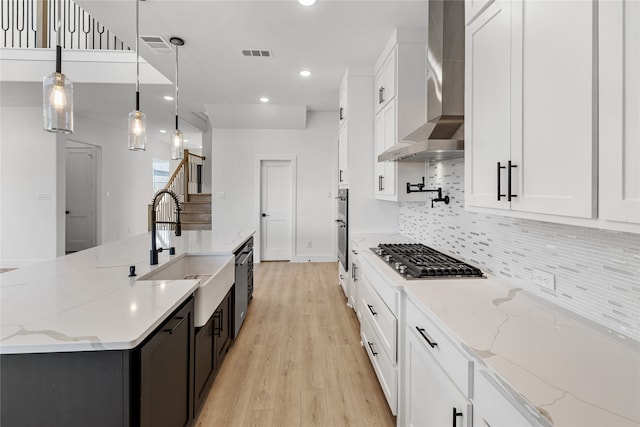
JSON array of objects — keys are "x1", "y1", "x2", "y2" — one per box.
[
  {"x1": 416, "y1": 326, "x2": 438, "y2": 348},
  {"x1": 164, "y1": 316, "x2": 186, "y2": 334},
  {"x1": 261, "y1": 213, "x2": 268, "y2": 217},
  {"x1": 351, "y1": 263, "x2": 356, "y2": 280},
  {"x1": 213, "y1": 310, "x2": 222, "y2": 337},
  {"x1": 339, "y1": 107, "x2": 344, "y2": 120},
  {"x1": 378, "y1": 175, "x2": 384, "y2": 191},
  {"x1": 452, "y1": 407, "x2": 463, "y2": 427},
  {"x1": 353, "y1": 265, "x2": 358, "y2": 281},
  {"x1": 379, "y1": 86, "x2": 385, "y2": 104},
  {"x1": 508, "y1": 161, "x2": 518, "y2": 201},
  {"x1": 339, "y1": 169, "x2": 343, "y2": 182},
  {"x1": 367, "y1": 304, "x2": 377, "y2": 316},
  {"x1": 497, "y1": 162, "x2": 506, "y2": 201},
  {"x1": 367, "y1": 341, "x2": 378, "y2": 356}
]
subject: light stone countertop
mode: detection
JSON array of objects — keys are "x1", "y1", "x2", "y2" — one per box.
[
  {"x1": 0, "y1": 230, "x2": 255, "y2": 354},
  {"x1": 352, "y1": 232, "x2": 640, "y2": 427}
]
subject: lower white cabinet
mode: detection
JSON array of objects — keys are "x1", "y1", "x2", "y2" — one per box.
[
  {"x1": 338, "y1": 261, "x2": 350, "y2": 302},
  {"x1": 350, "y1": 248, "x2": 360, "y2": 317},
  {"x1": 474, "y1": 370, "x2": 541, "y2": 427},
  {"x1": 403, "y1": 297, "x2": 473, "y2": 427},
  {"x1": 405, "y1": 327, "x2": 472, "y2": 427}
]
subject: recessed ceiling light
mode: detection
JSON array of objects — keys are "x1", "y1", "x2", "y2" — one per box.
[
  {"x1": 184, "y1": 139, "x2": 189, "y2": 143},
  {"x1": 299, "y1": 0, "x2": 316, "y2": 5},
  {"x1": 260, "y1": 97, "x2": 270, "y2": 103},
  {"x1": 299, "y1": 70, "x2": 311, "y2": 77},
  {"x1": 159, "y1": 129, "x2": 167, "y2": 133},
  {"x1": 163, "y1": 95, "x2": 174, "y2": 101}
]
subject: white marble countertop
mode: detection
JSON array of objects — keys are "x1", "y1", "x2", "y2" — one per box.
[
  {"x1": 352, "y1": 233, "x2": 640, "y2": 427},
  {"x1": 0, "y1": 230, "x2": 255, "y2": 354}
]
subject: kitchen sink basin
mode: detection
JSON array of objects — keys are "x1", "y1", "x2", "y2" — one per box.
[{"x1": 139, "y1": 254, "x2": 235, "y2": 327}]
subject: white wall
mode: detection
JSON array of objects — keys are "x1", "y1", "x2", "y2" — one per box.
[
  {"x1": 0, "y1": 107, "x2": 59, "y2": 266},
  {"x1": 70, "y1": 113, "x2": 175, "y2": 244},
  {"x1": 0, "y1": 105, "x2": 174, "y2": 267},
  {"x1": 212, "y1": 112, "x2": 337, "y2": 262}
]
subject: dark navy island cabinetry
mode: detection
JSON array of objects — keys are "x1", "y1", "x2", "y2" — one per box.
[{"x1": 1, "y1": 297, "x2": 195, "y2": 427}]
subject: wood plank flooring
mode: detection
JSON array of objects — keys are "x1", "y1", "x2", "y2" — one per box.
[{"x1": 195, "y1": 262, "x2": 396, "y2": 427}]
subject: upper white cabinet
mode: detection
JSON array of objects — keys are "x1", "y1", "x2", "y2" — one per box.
[
  {"x1": 465, "y1": 0, "x2": 597, "y2": 219},
  {"x1": 338, "y1": 121, "x2": 349, "y2": 188},
  {"x1": 373, "y1": 29, "x2": 428, "y2": 202},
  {"x1": 599, "y1": 0, "x2": 640, "y2": 225},
  {"x1": 465, "y1": 0, "x2": 494, "y2": 25},
  {"x1": 374, "y1": 48, "x2": 397, "y2": 114},
  {"x1": 339, "y1": 76, "x2": 348, "y2": 124}
]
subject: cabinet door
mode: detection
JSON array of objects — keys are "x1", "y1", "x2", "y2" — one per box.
[
  {"x1": 194, "y1": 318, "x2": 214, "y2": 410},
  {"x1": 599, "y1": 0, "x2": 640, "y2": 224},
  {"x1": 140, "y1": 299, "x2": 194, "y2": 427},
  {"x1": 466, "y1": 0, "x2": 495, "y2": 24},
  {"x1": 375, "y1": 66, "x2": 385, "y2": 114},
  {"x1": 510, "y1": 0, "x2": 596, "y2": 218},
  {"x1": 405, "y1": 328, "x2": 471, "y2": 427},
  {"x1": 374, "y1": 110, "x2": 386, "y2": 195},
  {"x1": 464, "y1": 0, "x2": 512, "y2": 210},
  {"x1": 374, "y1": 102, "x2": 397, "y2": 199},
  {"x1": 338, "y1": 122, "x2": 349, "y2": 188},
  {"x1": 214, "y1": 290, "x2": 233, "y2": 369},
  {"x1": 383, "y1": 48, "x2": 397, "y2": 106}
]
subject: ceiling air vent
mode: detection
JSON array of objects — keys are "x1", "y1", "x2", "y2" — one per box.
[
  {"x1": 140, "y1": 35, "x2": 173, "y2": 54},
  {"x1": 241, "y1": 49, "x2": 272, "y2": 58}
]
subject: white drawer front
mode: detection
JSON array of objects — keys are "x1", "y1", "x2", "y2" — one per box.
[
  {"x1": 406, "y1": 297, "x2": 473, "y2": 399},
  {"x1": 475, "y1": 370, "x2": 540, "y2": 427},
  {"x1": 361, "y1": 311, "x2": 398, "y2": 415},
  {"x1": 360, "y1": 274, "x2": 397, "y2": 363}
]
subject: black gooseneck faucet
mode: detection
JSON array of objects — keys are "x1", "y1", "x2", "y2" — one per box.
[{"x1": 150, "y1": 189, "x2": 182, "y2": 265}]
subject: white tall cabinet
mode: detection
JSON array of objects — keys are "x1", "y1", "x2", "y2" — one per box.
[
  {"x1": 373, "y1": 29, "x2": 428, "y2": 202},
  {"x1": 599, "y1": 0, "x2": 640, "y2": 225},
  {"x1": 465, "y1": 0, "x2": 597, "y2": 218}
]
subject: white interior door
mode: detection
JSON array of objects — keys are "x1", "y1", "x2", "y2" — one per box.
[
  {"x1": 65, "y1": 145, "x2": 97, "y2": 252},
  {"x1": 260, "y1": 160, "x2": 292, "y2": 261}
]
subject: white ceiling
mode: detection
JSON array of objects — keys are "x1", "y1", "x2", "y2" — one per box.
[{"x1": 74, "y1": 0, "x2": 430, "y2": 127}]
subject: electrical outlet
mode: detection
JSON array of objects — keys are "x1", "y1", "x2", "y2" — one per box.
[
  {"x1": 533, "y1": 269, "x2": 555, "y2": 291},
  {"x1": 306, "y1": 241, "x2": 313, "y2": 248}
]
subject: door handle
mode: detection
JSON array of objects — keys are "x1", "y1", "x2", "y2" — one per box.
[
  {"x1": 261, "y1": 213, "x2": 268, "y2": 217},
  {"x1": 65, "y1": 210, "x2": 70, "y2": 214}
]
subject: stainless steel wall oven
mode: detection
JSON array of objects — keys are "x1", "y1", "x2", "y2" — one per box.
[{"x1": 336, "y1": 189, "x2": 348, "y2": 270}]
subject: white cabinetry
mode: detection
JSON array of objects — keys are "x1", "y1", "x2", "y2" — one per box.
[
  {"x1": 404, "y1": 297, "x2": 473, "y2": 427},
  {"x1": 599, "y1": 0, "x2": 640, "y2": 225},
  {"x1": 338, "y1": 261, "x2": 349, "y2": 302},
  {"x1": 465, "y1": 0, "x2": 597, "y2": 219},
  {"x1": 373, "y1": 30, "x2": 428, "y2": 202},
  {"x1": 474, "y1": 370, "x2": 540, "y2": 427},
  {"x1": 350, "y1": 247, "x2": 360, "y2": 317},
  {"x1": 360, "y1": 273, "x2": 398, "y2": 414},
  {"x1": 338, "y1": 121, "x2": 349, "y2": 188}
]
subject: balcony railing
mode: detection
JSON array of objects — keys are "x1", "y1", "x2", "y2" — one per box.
[{"x1": 1, "y1": 0, "x2": 129, "y2": 50}]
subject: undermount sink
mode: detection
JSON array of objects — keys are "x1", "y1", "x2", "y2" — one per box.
[{"x1": 139, "y1": 254, "x2": 235, "y2": 327}]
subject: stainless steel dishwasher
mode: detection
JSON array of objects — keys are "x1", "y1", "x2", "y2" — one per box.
[{"x1": 233, "y1": 237, "x2": 253, "y2": 338}]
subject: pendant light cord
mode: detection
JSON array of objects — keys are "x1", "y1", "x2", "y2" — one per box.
[
  {"x1": 55, "y1": 0, "x2": 62, "y2": 73},
  {"x1": 175, "y1": 43, "x2": 179, "y2": 128},
  {"x1": 135, "y1": 0, "x2": 140, "y2": 111}
]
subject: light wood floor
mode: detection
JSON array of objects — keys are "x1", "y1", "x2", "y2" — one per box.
[{"x1": 195, "y1": 262, "x2": 396, "y2": 427}]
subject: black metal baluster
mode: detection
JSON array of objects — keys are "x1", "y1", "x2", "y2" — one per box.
[{"x1": 1, "y1": 0, "x2": 10, "y2": 48}]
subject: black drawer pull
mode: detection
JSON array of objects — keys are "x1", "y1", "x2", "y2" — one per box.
[
  {"x1": 367, "y1": 304, "x2": 377, "y2": 316},
  {"x1": 452, "y1": 407, "x2": 463, "y2": 427},
  {"x1": 508, "y1": 161, "x2": 518, "y2": 201},
  {"x1": 367, "y1": 341, "x2": 378, "y2": 356},
  {"x1": 497, "y1": 162, "x2": 506, "y2": 201},
  {"x1": 164, "y1": 316, "x2": 186, "y2": 334},
  {"x1": 416, "y1": 326, "x2": 438, "y2": 348}
]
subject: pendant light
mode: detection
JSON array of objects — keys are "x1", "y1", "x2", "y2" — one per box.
[
  {"x1": 128, "y1": 0, "x2": 146, "y2": 151},
  {"x1": 43, "y1": 0, "x2": 73, "y2": 134},
  {"x1": 170, "y1": 37, "x2": 184, "y2": 160}
]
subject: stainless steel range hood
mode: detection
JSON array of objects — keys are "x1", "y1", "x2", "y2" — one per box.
[{"x1": 378, "y1": 0, "x2": 465, "y2": 162}]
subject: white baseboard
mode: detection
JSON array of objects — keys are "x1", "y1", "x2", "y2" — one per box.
[{"x1": 291, "y1": 254, "x2": 338, "y2": 263}]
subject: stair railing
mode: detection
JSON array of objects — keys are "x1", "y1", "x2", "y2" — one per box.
[{"x1": 148, "y1": 149, "x2": 206, "y2": 231}]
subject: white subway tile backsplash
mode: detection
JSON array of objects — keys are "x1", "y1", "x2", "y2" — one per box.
[{"x1": 399, "y1": 159, "x2": 640, "y2": 342}]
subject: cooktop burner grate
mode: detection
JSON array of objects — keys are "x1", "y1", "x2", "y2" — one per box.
[{"x1": 374, "y1": 243, "x2": 484, "y2": 279}]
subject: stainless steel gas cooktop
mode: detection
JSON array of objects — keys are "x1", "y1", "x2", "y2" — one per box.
[{"x1": 371, "y1": 243, "x2": 485, "y2": 280}]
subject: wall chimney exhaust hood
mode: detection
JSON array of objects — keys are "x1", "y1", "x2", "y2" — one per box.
[{"x1": 378, "y1": 0, "x2": 465, "y2": 162}]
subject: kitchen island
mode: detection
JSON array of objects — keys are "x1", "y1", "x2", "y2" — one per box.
[{"x1": 0, "y1": 229, "x2": 254, "y2": 427}]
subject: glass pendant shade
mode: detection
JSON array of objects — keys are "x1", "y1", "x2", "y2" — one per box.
[
  {"x1": 128, "y1": 110, "x2": 147, "y2": 150},
  {"x1": 171, "y1": 128, "x2": 184, "y2": 160},
  {"x1": 43, "y1": 71, "x2": 73, "y2": 134}
]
